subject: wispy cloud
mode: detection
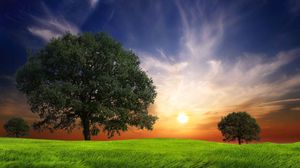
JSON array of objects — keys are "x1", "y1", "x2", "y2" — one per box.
[
  {"x1": 27, "y1": 3, "x2": 80, "y2": 42},
  {"x1": 88, "y1": 0, "x2": 100, "y2": 9},
  {"x1": 28, "y1": 20, "x2": 79, "y2": 42},
  {"x1": 139, "y1": 1, "x2": 300, "y2": 126}
]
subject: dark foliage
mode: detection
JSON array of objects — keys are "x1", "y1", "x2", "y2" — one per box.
[
  {"x1": 218, "y1": 112, "x2": 260, "y2": 144},
  {"x1": 16, "y1": 33, "x2": 157, "y2": 140},
  {"x1": 4, "y1": 117, "x2": 30, "y2": 137}
]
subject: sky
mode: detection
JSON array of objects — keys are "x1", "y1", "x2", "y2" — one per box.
[{"x1": 1, "y1": 0, "x2": 300, "y2": 142}]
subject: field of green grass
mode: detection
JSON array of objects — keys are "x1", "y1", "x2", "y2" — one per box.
[{"x1": 0, "y1": 138, "x2": 299, "y2": 168}]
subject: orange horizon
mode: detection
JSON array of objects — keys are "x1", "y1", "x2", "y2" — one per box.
[
  {"x1": 1, "y1": 120, "x2": 300, "y2": 143},
  {"x1": 1, "y1": 88, "x2": 300, "y2": 143}
]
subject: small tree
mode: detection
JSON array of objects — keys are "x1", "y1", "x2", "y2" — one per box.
[
  {"x1": 217, "y1": 112, "x2": 260, "y2": 145},
  {"x1": 16, "y1": 33, "x2": 157, "y2": 140},
  {"x1": 4, "y1": 117, "x2": 30, "y2": 137}
]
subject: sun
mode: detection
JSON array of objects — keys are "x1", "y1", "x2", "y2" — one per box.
[{"x1": 177, "y1": 112, "x2": 188, "y2": 124}]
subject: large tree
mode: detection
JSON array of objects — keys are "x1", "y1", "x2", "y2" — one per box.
[
  {"x1": 16, "y1": 33, "x2": 157, "y2": 140},
  {"x1": 4, "y1": 117, "x2": 30, "y2": 137},
  {"x1": 217, "y1": 112, "x2": 260, "y2": 145}
]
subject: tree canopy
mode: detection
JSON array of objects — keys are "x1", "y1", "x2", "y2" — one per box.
[
  {"x1": 4, "y1": 117, "x2": 30, "y2": 137},
  {"x1": 16, "y1": 33, "x2": 157, "y2": 140},
  {"x1": 217, "y1": 112, "x2": 260, "y2": 144}
]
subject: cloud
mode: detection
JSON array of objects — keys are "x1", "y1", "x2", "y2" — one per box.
[
  {"x1": 28, "y1": 17, "x2": 79, "y2": 42},
  {"x1": 257, "y1": 98, "x2": 300, "y2": 135},
  {"x1": 88, "y1": 0, "x2": 100, "y2": 9},
  {"x1": 27, "y1": 3, "x2": 80, "y2": 42},
  {"x1": 138, "y1": 0, "x2": 300, "y2": 125}
]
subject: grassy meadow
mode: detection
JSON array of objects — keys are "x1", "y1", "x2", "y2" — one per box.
[{"x1": 0, "y1": 138, "x2": 299, "y2": 168}]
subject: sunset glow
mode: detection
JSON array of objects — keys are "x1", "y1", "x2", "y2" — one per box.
[{"x1": 177, "y1": 113, "x2": 188, "y2": 124}]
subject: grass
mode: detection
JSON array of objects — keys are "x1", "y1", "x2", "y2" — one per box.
[{"x1": 0, "y1": 138, "x2": 300, "y2": 168}]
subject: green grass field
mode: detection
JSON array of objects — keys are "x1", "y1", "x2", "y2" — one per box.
[{"x1": 0, "y1": 138, "x2": 299, "y2": 168}]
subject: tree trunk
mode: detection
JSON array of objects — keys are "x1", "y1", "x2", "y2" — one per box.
[
  {"x1": 81, "y1": 117, "x2": 91, "y2": 140},
  {"x1": 238, "y1": 137, "x2": 241, "y2": 145}
]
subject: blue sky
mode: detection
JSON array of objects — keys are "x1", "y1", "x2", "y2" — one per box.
[
  {"x1": 1, "y1": 0, "x2": 300, "y2": 73},
  {"x1": 1, "y1": 0, "x2": 300, "y2": 141}
]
